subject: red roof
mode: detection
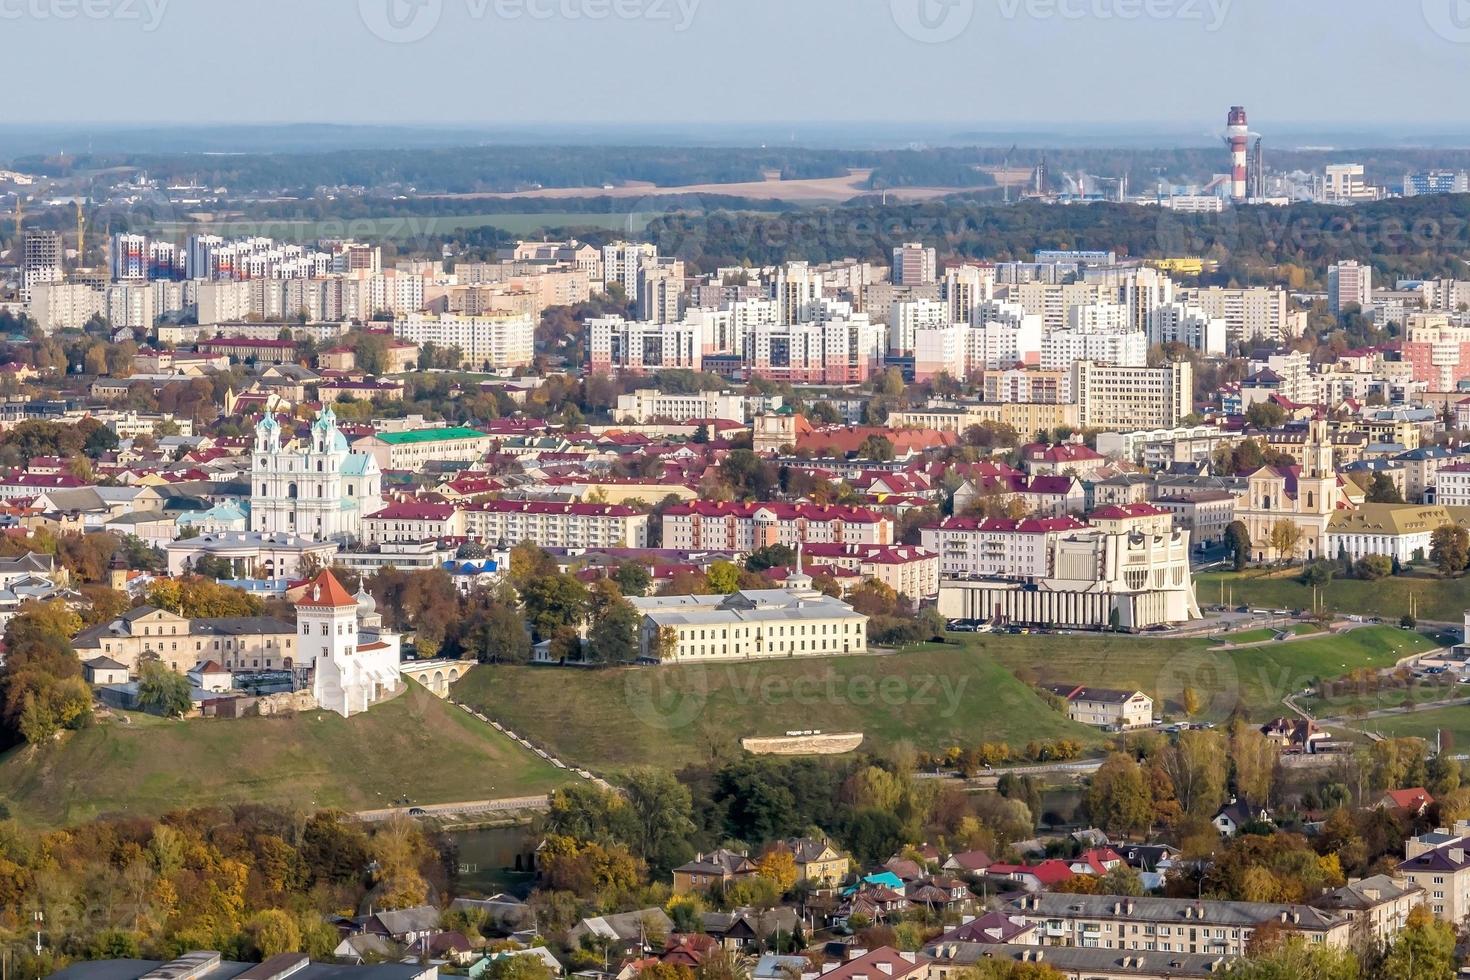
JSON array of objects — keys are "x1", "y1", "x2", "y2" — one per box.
[
  {"x1": 464, "y1": 499, "x2": 643, "y2": 517},
  {"x1": 1089, "y1": 503, "x2": 1168, "y2": 520},
  {"x1": 296, "y1": 569, "x2": 358, "y2": 609},
  {"x1": 663, "y1": 500, "x2": 886, "y2": 524},
  {"x1": 1021, "y1": 442, "x2": 1104, "y2": 463},
  {"x1": 369, "y1": 501, "x2": 457, "y2": 521},
  {"x1": 1385, "y1": 788, "x2": 1434, "y2": 811},
  {"x1": 988, "y1": 859, "x2": 1074, "y2": 886},
  {"x1": 932, "y1": 515, "x2": 1087, "y2": 534}
]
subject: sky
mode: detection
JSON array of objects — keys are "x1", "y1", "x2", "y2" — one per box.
[{"x1": 9, "y1": 0, "x2": 1470, "y2": 138}]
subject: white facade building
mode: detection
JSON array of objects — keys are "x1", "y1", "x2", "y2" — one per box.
[
  {"x1": 296, "y1": 570, "x2": 402, "y2": 718},
  {"x1": 392, "y1": 312, "x2": 535, "y2": 371}
]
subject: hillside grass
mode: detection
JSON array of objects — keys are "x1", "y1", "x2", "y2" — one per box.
[
  {"x1": 451, "y1": 647, "x2": 1104, "y2": 772},
  {"x1": 1197, "y1": 570, "x2": 1470, "y2": 623},
  {"x1": 0, "y1": 682, "x2": 572, "y2": 828},
  {"x1": 979, "y1": 626, "x2": 1436, "y2": 722},
  {"x1": 1369, "y1": 704, "x2": 1470, "y2": 749}
]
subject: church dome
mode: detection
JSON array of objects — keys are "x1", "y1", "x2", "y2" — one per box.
[{"x1": 355, "y1": 586, "x2": 376, "y2": 616}]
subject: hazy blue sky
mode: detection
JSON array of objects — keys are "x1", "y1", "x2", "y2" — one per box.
[{"x1": 11, "y1": 0, "x2": 1470, "y2": 133}]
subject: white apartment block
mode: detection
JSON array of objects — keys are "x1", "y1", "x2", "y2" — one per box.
[
  {"x1": 921, "y1": 515, "x2": 1087, "y2": 580},
  {"x1": 28, "y1": 283, "x2": 102, "y2": 332},
  {"x1": 943, "y1": 263, "x2": 996, "y2": 325},
  {"x1": 588, "y1": 315, "x2": 702, "y2": 374},
  {"x1": 662, "y1": 501, "x2": 892, "y2": 551},
  {"x1": 105, "y1": 283, "x2": 156, "y2": 330},
  {"x1": 1039, "y1": 329, "x2": 1147, "y2": 376},
  {"x1": 889, "y1": 297, "x2": 951, "y2": 355},
  {"x1": 391, "y1": 312, "x2": 535, "y2": 371},
  {"x1": 615, "y1": 389, "x2": 746, "y2": 423},
  {"x1": 1073, "y1": 360, "x2": 1194, "y2": 432},
  {"x1": 462, "y1": 500, "x2": 649, "y2": 548},
  {"x1": 1148, "y1": 302, "x2": 1227, "y2": 355},
  {"x1": 1184, "y1": 286, "x2": 1293, "y2": 344},
  {"x1": 602, "y1": 241, "x2": 658, "y2": 299},
  {"x1": 892, "y1": 242, "x2": 937, "y2": 285},
  {"x1": 1008, "y1": 281, "x2": 1114, "y2": 330}
]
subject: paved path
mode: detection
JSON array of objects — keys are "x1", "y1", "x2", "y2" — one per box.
[{"x1": 356, "y1": 795, "x2": 552, "y2": 822}]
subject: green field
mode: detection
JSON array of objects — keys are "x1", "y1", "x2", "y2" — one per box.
[
  {"x1": 1303, "y1": 680, "x2": 1466, "y2": 719},
  {"x1": 1210, "y1": 623, "x2": 1324, "y2": 646},
  {"x1": 980, "y1": 627, "x2": 1437, "y2": 723},
  {"x1": 451, "y1": 648, "x2": 1104, "y2": 772},
  {"x1": 1198, "y1": 570, "x2": 1470, "y2": 623},
  {"x1": 0, "y1": 682, "x2": 572, "y2": 828},
  {"x1": 1369, "y1": 704, "x2": 1470, "y2": 748}
]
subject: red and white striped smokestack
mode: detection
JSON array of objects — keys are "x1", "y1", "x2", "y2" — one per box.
[{"x1": 1227, "y1": 106, "x2": 1249, "y2": 201}]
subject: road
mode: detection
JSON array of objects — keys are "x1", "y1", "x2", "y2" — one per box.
[
  {"x1": 356, "y1": 795, "x2": 552, "y2": 822},
  {"x1": 917, "y1": 758, "x2": 1103, "y2": 789}
]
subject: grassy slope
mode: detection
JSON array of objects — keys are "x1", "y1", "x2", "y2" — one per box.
[
  {"x1": 1371, "y1": 705, "x2": 1470, "y2": 748},
  {"x1": 978, "y1": 627, "x2": 1435, "y2": 723},
  {"x1": 0, "y1": 683, "x2": 572, "y2": 828},
  {"x1": 1197, "y1": 570, "x2": 1470, "y2": 623},
  {"x1": 452, "y1": 648, "x2": 1104, "y2": 772}
]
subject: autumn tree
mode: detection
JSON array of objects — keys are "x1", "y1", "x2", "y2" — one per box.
[
  {"x1": 1430, "y1": 523, "x2": 1469, "y2": 577},
  {"x1": 1162, "y1": 730, "x2": 1228, "y2": 817},
  {"x1": 1268, "y1": 521, "x2": 1302, "y2": 565},
  {"x1": 1086, "y1": 754, "x2": 1153, "y2": 838},
  {"x1": 755, "y1": 848, "x2": 798, "y2": 894}
]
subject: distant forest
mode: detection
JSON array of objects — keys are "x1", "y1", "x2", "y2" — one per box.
[
  {"x1": 22, "y1": 143, "x2": 1470, "y2": 198},
  {"x1": 643, "y1": 195, "x2": 1470, "y2": 286}
]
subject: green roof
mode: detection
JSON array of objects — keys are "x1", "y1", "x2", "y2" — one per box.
[{"x1": 373, "y1": 426, "x2": 488, "y2": 445}]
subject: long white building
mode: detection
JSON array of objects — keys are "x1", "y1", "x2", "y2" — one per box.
[{"x1": 392, "y1": 312, "x2": 535, "y2": 371}]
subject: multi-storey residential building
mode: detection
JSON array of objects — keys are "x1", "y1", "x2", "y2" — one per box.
[
  {"x1": 1039, "y1": 328, "x2": 1147, "y2": 375},
  {"x1": 391, "y1": 312, "x2": 534, "y2": 371},
  {"x1": 361, "y1": 502, "x2": 468, "y2": 545},
  {"x1": 663, "y1": 501, "x2": 892, "y2": 551},
  {"x1": 1096, "y1": 425, "x2": 1240, "y2": 469},
  {"x1": 921, "y1": 516, "x2": 1087, "y2": 580},
  {"x1": 588, "y1": 315, "x2": 702, "y2": 374},
  {"x1": 943, "y1": 262, "x2": 996, "y2": 325},
  {"x1": 22, "y1": 231, "x2": 62, "y2": 301},
  {"x1": 1183, "y1": 286, "x2": 1294, "y2": 344},
  {"x1": 1006, "y1": 893, "x2": 1351, "y2": 957},
  {"x1": 744, "y1": 318, "x2": 885, "y2": 384},
  {"x1": 1312, "y1": 876, "x2": 1423, "y2": 946},
  {"x1": 637, "y1": 261, "x2": 685, "y2": 324},
  {"x1": 892, "y1": 242, "x2": 937, "y2": 285},
  {"x1": 799, "y1": 543, "x2": 939, "y2": 599},
  {"x1": 886, "y1": 401, "x2": 1079, "y2": 436},
  {"x1": 1149, "y1": 491, "x2": 1237, "y2": 548},
  {"x1": 1148, "y1": 302, "x2": 1226, "y2": 355},
  {"x1": 913, "y1": 318, "x2": 1043, "y2": 382},
  {"x1": 351, "y1": 426, "x2": 492, "y2": 470},
  {"x1": 1400, "y1": 828, "x2": 1470, "y2": 923},
  {"x1": 1072, "y1": 360, "x2": 1193, "y2": 431},
  {"x1": 614, "y1": 389, "x2": 746, "y2": 423},
  {"x1": 28, "y1": 282, "x2": 103, "y2": 332},
  {"x1": 1400, "y1": 314, "x2": 1470, "y2": 390},
  {"x1": 1437, "y1": 462, "x2": 1470, "y2": 506},
  {"x1": 1008, "y1": 281, "x2": 1113, "y2": 330},
  {"x1": 199, "y1": 337, "x2": 300, "y2": 364},
  {"x1": 977, "y1": 368, "x2": 1067, "y2": 404},
  {"x1": 1329, "y1": 260, "x2": 1373, "y2": 314},
  {"x1": 462, "y1": 500, "x2": 649, "y2": 548},
  {"x1": 889, "y1": 297, "x2": 950, "y2": 355},
  {"x1": 602, "y1": 241, "x2": 658, "y2": 299}
]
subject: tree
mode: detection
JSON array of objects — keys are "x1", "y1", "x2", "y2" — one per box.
[
  {"x1": 615, "y1": 561, "x2": 653, "y2": 597},
  {"x1": 487, "y1": 954, "x2": 556, "y2": 980},
  {"x1": 706, "y1": 561, "x2": 742, "y2": 595},
  {"x1": 246, "y1": 909, "x2": 302, "y2": 958},
  {"x1": 1225, "y1": 521, "x2": 1252, "y2": 570},
  {"x1": 963, "y1": 962, "x2": 1065, "y2": 980},
  {"x1": 1086, "y1": 754, "x2": 1153, "y2": 837},
  {"x1": 1268, "y1": 521, "x2": 1303, "y2": 565},
  {"x1": 856, "y1": 435, "x2": 895, "y2": 462},
  {"x1": 1354, "y1": 555, "x2": 1393, "y2": 580},
  {"x1": 1429, "y1": 523, "x2": 1469, "y2": 576},
  {"x1": 587, "y1": 588, "x2": 640, "y2": 664},
  {"x1": 1380, "y1": 905, "x2": 1456, "y2": 980},
  {"x1": 1223, "y1": 939, "x2": 1361, "y2": 979},
  {"x1": 755, "y1": 848, "x2": 798, "y2": 894},
  {"x1": 1365, "y1": 471, "x2": 1404, "y2": 504},
  {"x1": 137, "y1": 661, "x2": 192, "y2": 718},
  {"x1": 1162, "y1": 730, "x2": 1228, "y2": 817},
  {"x1": 468, "y1": 600, "x2": 532, "y2": 664},
  {"x1": 521, "y1": 572, "x2": 588, "y2": 641},
  {"x1": 1244, "y1": 402, "x2": 1287, "y2": 430},
  {"x1": 1231, "y1": 721, "x2": 1278, "y2": 806},
  {"x1": 620, "y1": 767, "x2": 695, "y2": 872}
]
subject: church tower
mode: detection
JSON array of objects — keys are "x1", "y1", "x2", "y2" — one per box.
[{"x1": 297, "y1": 569, "x2": 366, "y2": 716}]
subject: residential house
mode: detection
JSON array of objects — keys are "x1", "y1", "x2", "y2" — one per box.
[
  {"x1": 1260, "y1": 717, "x2": 1330, "y2": 754},
  {"x1": 942, "y1": 850, "x2": 994, "y2": 875},
  {"x1": 1379, "y1": 788, "x2": 1435, "y2": 819},
  {"x1": 984, "y1": 860, "x2": 1074, "y2": 892},
  {"x1": 672, "y1": 849, "x2": 756, "y2": 895},
  {"x1": 362, "y1": 906, "x2": 443, "y2": 947},
  {"x1": 568, "y1": 908, "x2": 674, "y2": 955},
  {"x1": 1310, "y1": 875, "x2": 1424, "y2": 946},
  {"x1": 774, "y1": 837, "x2": 848, "y2": 887},
  {"x1": 933, "y1": 911, "x2": 1037, "y2": 946},
  {"x1": 1044, "y1": 685, "x2": 1154, "y2": 731},
  {"x1": 701, "y1": 907, "x2": 801, "y2": 951},
  {"x1": 1213, "y1": 799, "x2": 1271, "y2": 836}
]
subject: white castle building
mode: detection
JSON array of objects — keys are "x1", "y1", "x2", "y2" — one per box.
[
  {"x1": 295, "y1": 569, "x2": 402, "y2": 717},
  {"x1": 251, "y1": 406, "x2": 383, "y2": 542}
]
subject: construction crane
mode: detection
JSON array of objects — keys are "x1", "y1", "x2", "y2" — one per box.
[{"x1": 75, "y1": 199, "x2": 85, "y2": 270}]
